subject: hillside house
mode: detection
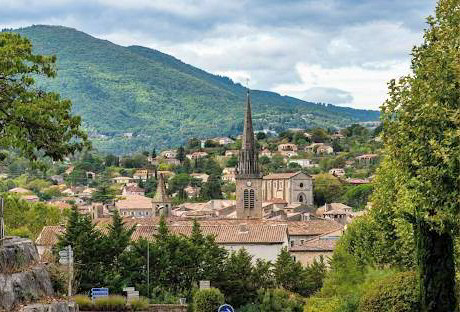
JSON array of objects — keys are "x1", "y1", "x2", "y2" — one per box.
[
  {"x1": 122, "y1": 185, "x2": 145, "y2": 196},
  {"x1": 356, "y1": 154, "x2": 379, "y2": 165},
  {"x1": 212, "y1": 137, "x2": 235, "y2": 145},
  {"x1": 112, "y1": 176, "x2": 134, "y2": 184},
  {"x1": 222, "y1": 167, "x2": 236, "y2": 182},
  {"x1": 278, "y1": 143, "x2": 298, "y2": 157},
  {"x1": 160, "y1": 150, "x2": 177, "y2": 159},
  {"x1": 288, "y1": 159, "x2": 315, "y2": 168},
  {"x1": 133, "y1": 169, "x2": 150, "y2": 181},
  {"x1": 225, "y1": 150, "x2": 239, "y2": 157},
  {"x1": 190, "y1": 173, "x2": 209, "y2": 183},
  {"x1": 316, "y1": 145, "x2": 334, "y2": 155},
  {"x1": 329, "y1": 168, "x2": 345, "y2": 176},
  {"x1": 186, "y1": 152, "x2": 208, "y2": 160}
]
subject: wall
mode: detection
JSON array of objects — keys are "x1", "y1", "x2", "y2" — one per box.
[
  {"x1": 223, "y1": 243, "x2": 286, "y2": 263},
  {"x1": 290, "y1": 250, "x2": 334, "y2": 267}
]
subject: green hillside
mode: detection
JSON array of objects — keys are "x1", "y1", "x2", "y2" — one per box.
[{"x1": 6, "y1": 25, "x2": 380, "y2": 154}]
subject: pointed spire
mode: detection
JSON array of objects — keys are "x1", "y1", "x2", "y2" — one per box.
[
  {"x1": 236, "y1": 89, "x2": 260, "y2": 176},
  {"x1": 242, "y1": 89, "x2": 255, "y2": 151},
  {"x1": 152, "y1": 173, "x2": 171, "y2": 204}
]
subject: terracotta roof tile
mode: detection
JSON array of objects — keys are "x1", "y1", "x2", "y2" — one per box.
[
  {"x1": 289, "y1": 238, "x2": 338, "y2": 252},
  {"x1": 35, "y1": 225, "x2": 64, "y2": 246}
]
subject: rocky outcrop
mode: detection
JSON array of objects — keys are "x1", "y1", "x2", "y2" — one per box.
[
  {"x1": 0, "y1": 237, "x2": 54, "y2": 311},
  {"x1": 0, "y1": 237, "x2": 40, "y2": 272},
  {"x1": 20, "y1": 302, "x2": 78, "y2": 312}
]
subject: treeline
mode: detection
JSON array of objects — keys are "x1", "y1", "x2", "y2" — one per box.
[{"x1": 54, "y1": 208, "x2": 326, "y2": 309}]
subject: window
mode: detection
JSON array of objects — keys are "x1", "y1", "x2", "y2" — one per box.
[
  {"x1": 244, "y1": 189, "x2": 255, "y2": 209},
  {"x1": 300, "y1": 182, "x2": 304, "y2": 188},
  {"x1": 290, "y1": 240, "x2": 295, "y2": 247},
  {"x1": 244, "y1": 189, "x2": 249, "y2": 209},
  {"x1": 299, "y1": 195, "x2": 303, "y2": 202},
  {"x1": 278, "y1": 180, "x2": 283, "y2": 190}
]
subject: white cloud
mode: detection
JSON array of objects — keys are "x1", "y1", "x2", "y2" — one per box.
[{"x1": 272, "y1": 61, "x2": 411, "y2": 109}]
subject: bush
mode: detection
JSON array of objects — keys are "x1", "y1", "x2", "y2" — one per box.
[
  {"x1": 130, "y1": 297, "x2": 149, "y2": 311},
  {"x1": 94, "y1": 295, "x2": 127, "y2": 311},
  {"x1": 358, "y1": 271, "x2": 419, "y2": 312},
  {"x1": 74, "y1": 295, "x2": 94, "y2": 311},
  {"x1": 304, "y1": 297, "x2": 340, "y2": 312},
  {"x1": 193, "y1": 288, "x2": 225, "y2": 312},
  {"x1": 259, "y1": 289, "x2": 304, "y2": 312}
]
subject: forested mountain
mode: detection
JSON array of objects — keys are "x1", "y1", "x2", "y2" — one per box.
[{"x1": 7, "y1": 25, "x2": 379, "y2": 154}]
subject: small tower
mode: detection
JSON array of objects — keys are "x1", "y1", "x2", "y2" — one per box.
[
  {"x1": 235, "y1": 90, "x2": 263, "y2": 219},
  {"x1": 152, "y1": 174, "x2": 172, "y2": 217}
]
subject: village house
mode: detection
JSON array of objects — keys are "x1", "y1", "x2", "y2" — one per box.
[
  {"x1": 260, "y1": 149, "x2": 272, "y2": 158},
  {"x1": 316, "y1": 145, "x2": 334, "y2": 155},
  {"x1": 222, "y1": 167, "x2": 236, "y2": 182},
  {"x1": 79, "y1": 187, "x2": 96, "y2": 198},
  {"x1": 278, "y1": 143, "x2": 298, "y2": 157},
  {"x1": 288, "y1": 159, "x2": 315, "y2": 168},
  {"x1": 112, "y1": 176, "x2": 135, "y2": 184},
  {"x1": 212, "y1": 137, "x2": 235, "y2": 145},
  {"x1": 262, "y1": 172, "x2": 313, "y2": 206},
  {"x1": 184, "y1": 185, "x2": 200, "y2": 198},
  {"x1": 122, "y1": 184, "x2": 145, "y2": 196},
  {"x1": 331, "y1": 132, "x2": 345, "y2": 140},
  {"x1": 290, "y1": 237, "x2": 338, "y2": 266},
  {"x1": 115, "y1": 194, "x2": 153, "y2": 218},
  {"x1": 133, "y1": 169, "x2": 150, "y2": 181},
  {"x1": 186, "y1": 151, "x2": 208, "y2": 160},
  {"x1": 355, "y1": 154, "x2": 379, "y2": 165},
  {"x1": 21, "y1": 194, "x2": 40, "y2": 202},
  {"x1": 160, "y1": 150, "x2": 177, "y2": 159},
  {"x1": 50, "y1": 175, "x2": 64, "y2": 185},
  {"x1": 36, "y1": 218, "x2": 344, "y2": 264},
  {"x1": 329, "y1": 168, "x2": 345, "y2": 176},
  {"x1": 190, "y1": 173, "x2": 209, "y2": 183},
  {"x1": 8, "y1": 187, "x2": 32, "y2": 194}
]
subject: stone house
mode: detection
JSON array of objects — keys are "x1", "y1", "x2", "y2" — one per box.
[
  {"x1": 288, "y1": 159, "x2": 315, "y2": 168},
  {"x1": 262, "y1": 172, "x2": 313, "y2": 206},
  {"x1": 213, "y1": 137, "x2": 235, "y2": 145},
  {"x1": 290, "y1": 237, "x2": 338, "y2": 266},
  {"x1": 116, "y1": 194, "x2": 153, "y2": 217},
  {"x1": 133, "y1": 169, "x2": 150, "y2": 181},
  {"x1": 112, "y1": 176, "x2": 134, "y2": 184},
  {"x1": 316, "y1": 145, "x2": 334, "y2": 155},
  {"x1": 222, "y1": 167, "x2": 236, "y2": 182},
  {"x1": 260, "y1": 149, "x2": 272, "y2": 158},
  {"x1": 278, "y1": 143, "x2": 298, "y2": 157},
  {"x1": 190, "y1": 173, "x2": 209, "y2": 183},
  {"x1": 355, "y1": 154, "x2": 379, "y2": 165},
  {"x1": 186, "y1": 152, "x2": 208, "y2": 160},
  {"x1": 329, "y1": 168, "x2": 345, "y2": 176},
  {"x1": 160, "y1": 150, "x2": 177, "y2": 159},
  {"x1": 122, "y1": 185, "x2": 145, "y2": 196}
]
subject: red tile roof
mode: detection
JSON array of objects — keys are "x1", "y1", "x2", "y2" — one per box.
[{"x1": 289, "y1": 238, "x2": 338, "y2": 252}]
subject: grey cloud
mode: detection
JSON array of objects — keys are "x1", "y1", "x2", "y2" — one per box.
[{"x1": 303, "y1": 87, "x2": 353, "y2": 105}]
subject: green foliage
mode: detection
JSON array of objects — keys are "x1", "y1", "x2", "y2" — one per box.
[
  {"x1": 94, "y1": 295, "x2": 126, "y2": 311},
  {"x1": 304, "y1": 297, "x2": 340, "y2": 312},
  {"x1": 10, "y1": 26, "x2": 378, "y2": 154},
  {"x1": 200, "y1": 174, "x2": 223, "y2": 200},
  {"x1": 258, "y1": 289, "x2": 304, "y2": 312},
  {"x1": 193, "y1": 288, "x2": 225, "y2": 312},
  {"x1": 0, "y1": 31, "x2": 88, "y2": 162},
  {"x1": 130, "y1": 297, "x2": 149, "y2": 311},
  {"x1": 74, "y1": 295, "x2": 94, "y2": 311},
  {"x1": 3, "y1": 193, "x2": 64, "y2": 239},
  {"x1": 358, "y1": 272, "x2": 419, "y2": 312},
  {"x1": 313, "y1": 174, "x2": 345, "y2": 206},
  {"x1": 226, "y1": 156, "x2": 238, "y2": 167}
]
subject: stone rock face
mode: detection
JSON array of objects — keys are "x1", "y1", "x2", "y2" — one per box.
[
  {"x1": 20, "y1": 302, "x2": 78, "y2": 312},
  {"x1": 0, "y1": 237, "x2": 54, "y2": 311},
  {"x1": 0, "y1": 237, "x2": 40, "y2": 272},
  {"x1": 0, "y1": 266, "x2": 54, "y2": 310}
]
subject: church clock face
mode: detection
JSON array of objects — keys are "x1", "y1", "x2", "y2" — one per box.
[{"x1": 246, "y1": 181, "x2": 252, "y2": 187}]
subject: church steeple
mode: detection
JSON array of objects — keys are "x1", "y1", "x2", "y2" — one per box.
[
  {"x1": 242, "y1": 90, "x2": 255, "y2": 151},
  {"x1": 152, "y1": 173, "x2": 172, "y2": 216},
  {"x1": 237, "y1": 89, "x2": 261, "y2": 177}
]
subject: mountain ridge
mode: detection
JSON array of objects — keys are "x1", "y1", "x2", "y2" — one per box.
[{"x1": 6, "y1": 25, "x2": 380, "y2": 154}]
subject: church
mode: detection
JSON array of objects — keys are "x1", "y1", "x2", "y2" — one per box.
[{"x1": 235, "y1": 90, "x2": 313, "y2": 219}]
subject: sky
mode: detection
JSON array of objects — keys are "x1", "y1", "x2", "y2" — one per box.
[{"x1": 0, "y1": 0, "x2": 436, "y2": 110}]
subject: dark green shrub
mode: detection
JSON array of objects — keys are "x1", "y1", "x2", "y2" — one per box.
[
  {"x1": 193, "y1": 288, "x2": 224, "y2": 312},
  {"x1": 358, "y1": 271, "x2": 419, "y2": 312},
  {"x1": 258, "y1": 289, "x2": 304, "y2": 312}
]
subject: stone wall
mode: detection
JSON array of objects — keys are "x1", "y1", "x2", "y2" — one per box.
[
  {"x1": 20, "y1": 302, "x2": 77, "y2": 312},
  {"x1": 0, "y1": 237, "x2": 54, "y2": 311},
  {"x1": 148, "y1": 305, "x2": 188, "y2": 312}
]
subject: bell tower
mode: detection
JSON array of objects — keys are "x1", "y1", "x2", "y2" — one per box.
[{"x1": 235, "y1": 90, "x2": 263, "y2": 219}]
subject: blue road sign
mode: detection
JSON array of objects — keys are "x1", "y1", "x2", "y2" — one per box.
[
  {"x1": 218, "y1": 304, "x2": 234, "y2": 312},
  {"x1": 91, "y1": 288, "x2": 109, "y2": 300}
]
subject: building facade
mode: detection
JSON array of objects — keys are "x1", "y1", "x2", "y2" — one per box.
[{"x1": 262, "y1": 172, "x2": 313, "y2": 206}]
